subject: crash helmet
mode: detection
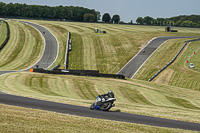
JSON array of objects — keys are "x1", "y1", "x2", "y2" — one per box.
[{"x1": 108, "y1": 90, "x2": 114, "y2": 98}]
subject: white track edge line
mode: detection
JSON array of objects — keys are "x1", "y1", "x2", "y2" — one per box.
[
  {"x1": 20, "y1": 21, "x2": 47, "y2": 71},
  {"x1": 21, "y1": 21, "x2": 59, "y2": 70},
  {"x1": 117, "y1": 37, "x2": 157, "y2": 74},
  {"x1": 130, "y1": 40, "x2": 168, "y2": 79}
]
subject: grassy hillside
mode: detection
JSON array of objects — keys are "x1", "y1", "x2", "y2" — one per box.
[
  {"x1": 0, "y1": 21, "x2": 7, "y2": 48},
  {"x1": 27, "y1": 20, "x2": 200, "y2": 73},
  {"x1": 1, "y1": 72, "x2": 200, "y2": 124},
  {"x1": 134, "y1": 38, "x2": 189, "y2": 80},
  {"x1": 1, "y1": 20, "x2": 200, "y2": 132},
  {"x1": 155, "y1": 40, "x2": 200, "y2": 90},
  {"x1": 0, "y1": 20, "x2": 44, "y2": 70},
  {"x1": 134, "y1": 39, "x2": 200, "y2": 90}
]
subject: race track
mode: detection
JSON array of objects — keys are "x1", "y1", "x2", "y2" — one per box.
[
  {"x1": 117, "y1": 36, "x2": 197, "y2": 78},
  {"x1": 21, "y1": 21, "x2": 58, "y2": 70},
  {"x1": 0, "y1": 93, "x2": 200, "y2": 131},
  {"x1": 0, "y1": 21, "x2": 200, "y2": 131},
  {"x1": 0, "y1": 21, "x2": 58, "y2": 74}
]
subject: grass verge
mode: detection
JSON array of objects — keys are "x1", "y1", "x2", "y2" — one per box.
[
  {"x1": 0, "y1": 21, "x2": 44, "y2": 70},
  {"x1": 0, "y1": 21, "x2": 7, "y2": 48},
  {"x1": 0, "y1": 104, "x2": 196, "y2": 133},
  {"x1": 134, "y1": 39, "x2": 200, "y2": 90}
]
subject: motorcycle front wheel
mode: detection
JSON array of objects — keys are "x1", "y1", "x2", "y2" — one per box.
[
  {"x1": 101, "y1": 102, "x2": 112, "y2": 111},
  {"x1": 90, "y1": 103, "x2": 95, "y2": 110}
]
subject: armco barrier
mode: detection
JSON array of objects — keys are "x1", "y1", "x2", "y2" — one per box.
[
  {"x1": 60, "y1": 69, "x2": 99, "y2": 74},
  {"x1": 31, "y1": 68, "x2": 125, "y2": 79},
  {"x1": 148, "y1": 38, "x2": 200, "y2": 82},
  {"x1": 0, "y1": 20, "x2": 10, "y2": 51},
  {"x1": 65, "y1": 32, "x2": 71, "y2": 69}
]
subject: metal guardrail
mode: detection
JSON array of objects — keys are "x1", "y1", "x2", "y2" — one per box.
[{"x1": 148, "y1": 38, "x2": 200, "y2": 82}]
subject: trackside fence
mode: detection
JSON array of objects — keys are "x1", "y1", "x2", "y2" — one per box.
[
  {"x1": 32, "y1": 68, "x2": 125, "y2": 79},
  {"x1": 65, "y1": 32, "x2": 71, "y2": 69},
  {"x1": 148, "y1": 38, "x2": 200, "y2": 82},
  {"x1": 0, "y1": 20, "x2": 10, "y2": 51}
]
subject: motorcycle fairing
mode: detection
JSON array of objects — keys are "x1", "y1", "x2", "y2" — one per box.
[
  {"x1": 94, "y1": 104, "x2": 101, "y2": 110},
  {"x1": 94, "y1": 96, "x2": 101, "y2": 110}
]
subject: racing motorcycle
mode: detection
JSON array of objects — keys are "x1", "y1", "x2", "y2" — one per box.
[{"x1": 90, "y1": 91, "x2": 116, "y2": 111}]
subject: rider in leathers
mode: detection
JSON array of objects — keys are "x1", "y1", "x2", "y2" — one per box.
[{"x1": 99, "y1": 91, "x2": 114, "y2": 99}]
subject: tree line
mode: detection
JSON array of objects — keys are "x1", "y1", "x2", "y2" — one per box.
[
  {"x1": 136, "y1": 15, "x2": 200, "y2": 28},
  {"x1": 0, "y1": 2, "x2": 100, "y2": 22},
  {"x1": 102, "y1": 13, "x2": 120, "y2": 24}
]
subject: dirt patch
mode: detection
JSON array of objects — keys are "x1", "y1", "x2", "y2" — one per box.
[{"x1": 154, "y1": 69, "x2": 174, "y2": 84}]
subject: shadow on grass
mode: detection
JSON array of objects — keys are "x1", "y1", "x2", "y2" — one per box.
[{"x1": 110, "y1": 109, "x2": 121, "y2": 112}]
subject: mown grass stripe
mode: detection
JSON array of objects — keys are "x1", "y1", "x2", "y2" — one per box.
[
  {"x1": 166, "y1": 96, "x2": 200, "y2": 110},
  {"x1": 0, "y1": 21, "x2": 44, "y2": 70},
  {"x1": 1, "y1": 72, "x2": 200, "y2": 123},
  {"x1": 0, "y1": 22, "x2": 25, "y2": 67},
  {"x1": 0, "y1": 21, "x2": 8, "y2": 48}
]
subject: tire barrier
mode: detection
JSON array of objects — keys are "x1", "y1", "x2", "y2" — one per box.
[
  {"x1": 65, "y1": 32, "x2": 71, "y2": 69},
  {"x1": 0, "y1": 20, "x2": 10, "y2": 51},
  {"x1": 148, "y1": 38, "x2": 200, "y2": 82},
  {"x1": 31, "y1": 68, "x2": 125, "y2": 79}
]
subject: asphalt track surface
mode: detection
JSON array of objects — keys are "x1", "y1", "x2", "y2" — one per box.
[
  {"x1": 21, "y1": 21, "x2": 58, "y2": 70},
  {"x1": 0, "y1": 21, "x2": 58, "y2": 76},
  {"x1": 1, "y1": 93, "x2": 200, "y2": 131},
  {"x1": 117, "y1": 36, "x2": 198, "y2": 78},
  {"x1": 0, "y1": 22, "x2": 200, "y2": 131}
]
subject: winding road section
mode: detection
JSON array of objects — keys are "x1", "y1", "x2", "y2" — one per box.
[
  {"x1": 21, "y1": 21, "x2": 58, "y2": 70},
  {"x1": 117, "y1": 36, "x2": 197, "y2": 78},
  {"x1": 0, "y1": 21, "x2": 58, "y2": 75},
  {"x1": 0, "y1": 22, "x2": 200, "y2": 131}
]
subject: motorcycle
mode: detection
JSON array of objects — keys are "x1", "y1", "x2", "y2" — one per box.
[{"x1": 90, "y1": 91, "x2": 116, "y2": 111}]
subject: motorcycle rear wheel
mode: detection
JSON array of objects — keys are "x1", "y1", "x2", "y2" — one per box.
[{"x1": 101, "y1": 102, "x2": 112, "y2": 111}]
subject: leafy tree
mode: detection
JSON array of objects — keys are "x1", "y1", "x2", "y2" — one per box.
[
  {"x1": 83, "y1": 13, "x2": 95, "y2": 22},
  {"x1": 181, "y1": 20, "x2": 196, "y2": 27},
  {"x1": 119, "y1": 21, "x2": 125, "y2": 24},
  {"x1": 96, "y1": 11, "x2": 101, "y2": 21},
  {"x1": 143, "y1": 16, "x2": 154, "y2": 25},
  {"x1": 136, "y1": 17, "x2": 143, "y2": 24},
  {"x1": 175, "y1": 20, "x2": 182, "y2": 26},
  {"x1": 102, "y1": 13, "x2": 111, "y2": 23},
  {"x1": 136, "y1": 15, "x2": 200, "y2": 27},
  {"x1": 0, "y1": 2, "x2": 100, "y2": 22},
  {"x1": 111, "y1": 14, "x2": 120, "y2": 24}
]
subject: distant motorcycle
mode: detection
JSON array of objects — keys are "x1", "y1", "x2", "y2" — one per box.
[{"x1": 90, "y1": 91, "x2": 116, "y2": 111}]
